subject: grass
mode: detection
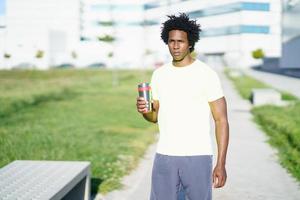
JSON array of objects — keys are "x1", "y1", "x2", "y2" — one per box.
[
  {"x1": 224, "y1": 68, "x2": 298, "y2": 101},
  {"x1": 224, "y1": 68, "x2": 269, "y2": 100},
  {"x1": 0, "y1": 68, "x2": 157, "y2": 194},
  {"x1": 225, "y1": 68, "x2": 300, "y2": 182},
  {"x1": 251, "y1": 103, "x2": 300, "y2": 181}
]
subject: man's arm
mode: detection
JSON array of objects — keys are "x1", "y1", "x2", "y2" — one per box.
[
  {"x1": 209, "y1": 96, "x2": 229, "y2": 188},
  {"x1": 136, "y1": 97, "x2": 159, "y2": 123}
]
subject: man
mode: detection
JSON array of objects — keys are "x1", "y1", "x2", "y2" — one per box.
[{"x1": 136, "y1": 13, "x2": 229, "y2": 200}]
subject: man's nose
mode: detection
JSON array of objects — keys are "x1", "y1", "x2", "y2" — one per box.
[{"x1": 174, "y1": 42, "x2": 179, "y2": 49}]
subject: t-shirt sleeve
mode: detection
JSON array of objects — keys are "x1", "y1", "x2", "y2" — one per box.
[
  {"x1": 206, "y1": 70, "x2": 224, "y2": 102},
  {"x1": 150, "y1": 71, "x2": 159, "y2": 100}
]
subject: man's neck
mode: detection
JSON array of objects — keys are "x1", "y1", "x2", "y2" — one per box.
[{"x1": 172, "y1": 55, "x2": 195, "y2": 67}]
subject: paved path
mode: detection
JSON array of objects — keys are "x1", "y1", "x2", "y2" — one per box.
[
  {"x1": 243, "y1": 68, "x2": 300, "y2": 98},
  {"x1": 212, "y1": 69, "x2": 300, "y2": 200},
  {"x1": 95, "y1": 68, "x2": 300, "y2": 200}
]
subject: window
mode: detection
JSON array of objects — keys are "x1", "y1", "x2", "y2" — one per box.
[
  {"x1": 201, "y1": 25, "x2": 270, "y2": 37},
  {"x1": 242, "y1": 2, "x2": 269, "y2": 11},
  {"x1": 188, "y1": 2, "x2": 269, "y2": 18}
]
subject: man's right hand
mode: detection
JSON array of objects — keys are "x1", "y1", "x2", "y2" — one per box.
[
  {"x1": 136, "y1": 97, "x2": 159, "y2": 123},
  {"x1": 136, "y1": 97, "x2": 150, "y2": 114}
]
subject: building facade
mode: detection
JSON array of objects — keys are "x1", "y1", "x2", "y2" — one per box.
[
  {"x1": 281, "y1": 0, "x2": 300, "y2": 69},
  {"x1": 143, "y1": 0, "x2": 282, "y2": 68},
  {"x1": 0, "y1": 0, "x2": 80, "y2": 69},
  {"x1": 80, "y1": 0, "x2": 145, "y2": 68},
  {"x1": 0, "y1": 0, "x2": 7, "y2": 68},
  {"x1": 0, "y1": 0, "x2": 283, "y2": 69}
]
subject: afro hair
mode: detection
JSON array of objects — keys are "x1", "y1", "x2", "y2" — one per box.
[{"x1": 161, "y1": 13, "x2": 201, "y2": 52}]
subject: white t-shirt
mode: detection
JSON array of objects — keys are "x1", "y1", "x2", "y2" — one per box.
[{"x1": 150, "y1": 59, "x2": 224, "y2": 156}]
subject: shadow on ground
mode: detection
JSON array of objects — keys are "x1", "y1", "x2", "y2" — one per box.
[{"x1": 91, "y1": 178, "x2": 104, "y2": 194}]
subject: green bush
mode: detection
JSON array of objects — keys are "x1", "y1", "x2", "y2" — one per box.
[
  {"x1": 4, "y1": 53, "x2": 11, "y2": 59},
  {"x1": 252, "y1": 103, "x2": 300, "y2": 181},
  {"x1": 35, "y1": 50, "x2": 44, "y2": 59},
  {"x1": 98, "y1": 35, "x2": 115, "y2": 43},
  {"x1": 252, "y1": 48, "x2": 265, "y2": 59}
]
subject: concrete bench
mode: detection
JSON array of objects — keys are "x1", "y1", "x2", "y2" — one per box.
[
  {"x1": 0, "y1": 160, "x2": 91, "y2": 200},
  {"x1": 251, "y1": 88, "x2": 281, "y2": 106}
]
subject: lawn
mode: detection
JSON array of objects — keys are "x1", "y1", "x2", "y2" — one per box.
[
  {"x1": 225, "y1": 68, "x2": 300, "y2": 182},
  {"x1": 0, "y1": 69, "x2": 157, "y2": 194},
  {"x1": 224, "y1": 68, "x2": 298, "y2": 101}
]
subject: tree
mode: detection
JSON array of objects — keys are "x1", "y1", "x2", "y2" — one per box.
[
  {"x1": 35, "y1": 50, "x2": 44, "y2": 59},
  {"x1": 97, "y1": 21, "x2": 115, "y2": 26},
  {"x1": 191, "y1": 51, "x2": 197, "y2": 59},
  {"x1": 34, "y1": 50, "x2": 45, "y2": 69},
  {"x1": 144, "y1": 49, "x2": 153, "y2": 56},
  {"x1": 97, "y1": 34, "x2": 115, "y2": 43},
  {"x1": 252, "y1": 48, "x2": 265, "y2": 59},
  {"x1": 98, "y1": 0, "x2": 118, "y2": 86},
  {"x1": 108, "y1": 52, "x2": 113, "y2": 58},
  {"x1": 71, "y1": 51, "x2": 78, "y2": 59},
  {"x1": 4, "y1": 53, "x2": 11, "y2": 59},
  {"x1": 3, "y1": 53, "x2": 11, "y2": 69}
]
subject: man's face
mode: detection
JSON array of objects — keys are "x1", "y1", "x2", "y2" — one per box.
[{"x1": 167, "y1": 30, "x2": 191, "y2": 61}]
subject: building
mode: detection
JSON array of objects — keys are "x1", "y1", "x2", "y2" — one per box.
[
  {"x1": 281, "y1": 0, "x2": 300, "y2": 69},
  {"x1": 79, "y1": 0, "x2": 145, "y2": 68},
  {"x1": 143, "y1": 0, "x2": 282, "y2": 68},
  {"x1": 0, "y1": 0, "x2": 80, "y2": 69},
  {"x1": 0, "y1": 0, "x2": 283, "y2": 70},
  {"x1": 0, "y1": 0, "x2": 146, "y2": 69},
  {"x1": 0, "y1": 0, "x2": 7, "y2": 68}
]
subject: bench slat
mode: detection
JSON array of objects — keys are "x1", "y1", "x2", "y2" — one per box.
[{"x1": 0, "y1": 160, "x2": 90, "y2": 200}]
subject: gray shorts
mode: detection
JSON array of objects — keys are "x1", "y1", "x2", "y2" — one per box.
[{"x1": 150, "y1": 153, "x2": 212, "y2": 200}]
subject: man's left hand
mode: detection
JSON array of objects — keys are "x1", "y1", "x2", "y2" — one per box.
[{"x1": 212, "y1": 164, "x2": 227, "y2": 188}]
